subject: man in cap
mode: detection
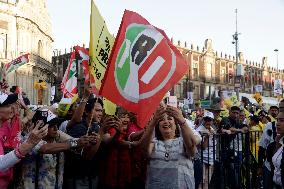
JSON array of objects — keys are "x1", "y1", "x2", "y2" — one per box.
[
  {"x1": 0, "y1": 93, "x2": 18, "y2": 122},
  {"x1": 207, "y1": 103, "x2": 224, "y2": 130},
  {"x1": 0, "y1": 92, "x2": 48, "y2": 188},
  {"x1": 196, "y1": 111, "x2": 216, "y2": 189},
  {"x1": 218, "y1": 106, "x2": 248, "y2": 189}
]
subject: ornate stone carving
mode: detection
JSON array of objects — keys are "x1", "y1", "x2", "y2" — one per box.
[{"x1": 0, "y1": 0, "x2": 53, "y2": 104}]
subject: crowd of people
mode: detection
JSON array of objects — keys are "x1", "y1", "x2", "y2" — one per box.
[{"x1": 1, "y1": 84, "x2": 284, "y2": 189}]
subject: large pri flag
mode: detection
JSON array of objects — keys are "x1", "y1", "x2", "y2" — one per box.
[
  {"x1": 100, "y1": 10, "x2": 188, "y2": 127},
  {"x1": 61, "y1": 51, "x2": 78, "y2": 98},
  {"x1": 89, "y1": 0, "x2": 115, "y2": 94},
  {"x1": 74, "y1": 46, "x2": 90, "y2": 84}
]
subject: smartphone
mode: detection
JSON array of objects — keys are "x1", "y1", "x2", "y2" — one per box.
[
  {"x1": 87, "y1": 124, "x2": 100, "y2": 135},
  {"x1": 32, "y1": 110, "x2": 48, "y2": 126}
]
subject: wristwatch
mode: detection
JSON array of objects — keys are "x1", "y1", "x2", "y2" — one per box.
[{"x1": 69, "y1": 139, "x2": 78, "y2": 149}]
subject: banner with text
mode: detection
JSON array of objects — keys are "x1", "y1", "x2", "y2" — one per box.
[{"x1": 89, "y1": 0, "x2": 115, "y2": 94}]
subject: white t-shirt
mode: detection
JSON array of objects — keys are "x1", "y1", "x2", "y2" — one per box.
[
  {"x1": 259, "y1": 122, "x2": 275, "y2": 149},
  {"x1": 196, "y1": 125, "x2": 216, "y2": 165},
  {"x1": 272, "y1": 137, "x2": 284, "y2": 186},
  {"x1": 259, "y1": 122, "x2": 276, "y2": 171}
]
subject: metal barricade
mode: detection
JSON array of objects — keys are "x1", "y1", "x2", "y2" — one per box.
[{"x1": 197, "y1": 131, "x2": 263, "y2": 189}]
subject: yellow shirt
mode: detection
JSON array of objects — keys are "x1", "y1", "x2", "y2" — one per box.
[{"x1": 250, "y1": 124, "x2": 263, "y2": 162}]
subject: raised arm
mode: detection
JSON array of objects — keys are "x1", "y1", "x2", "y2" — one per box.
[
  {"x1": 128, "y1": 129, "x2": 144, "y2": 142},
  {"x1": 166, "y1": 106, "x2": 197, "y2": 157},
  {"x1": 39, "y1": 142, "x2": 71, "y2": 154},
  {"x1": 67, "y1": 86, "x2": 91, "y2": 129},
  {"x1": 38, "y1": 135, "x2": 96, "y2": 156},
  {"x1": 138, "y1": 107, "x2": 165, "y2": 156},
  {"x1": 0, "y1": 121, "x2": 48, "y2": 171}
]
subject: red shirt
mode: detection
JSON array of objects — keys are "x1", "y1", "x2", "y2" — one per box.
[
  {"x1": 99, "y1": 128, "x2": 132, "y2": 188},
  {"x1": 127, "y1": 123, "x2": 147, "y2": 182}
]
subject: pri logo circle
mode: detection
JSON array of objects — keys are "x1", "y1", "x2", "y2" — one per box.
[{"x1": 115, "y1": 24, "x2": 176, "y2": 103}]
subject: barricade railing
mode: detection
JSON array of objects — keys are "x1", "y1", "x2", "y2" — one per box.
[{"x1": 197, "y1": 131, "x2": 263, "y2": 189}]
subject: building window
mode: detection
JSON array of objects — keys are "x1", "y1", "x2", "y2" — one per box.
[
  {"x1": 229, "y1": 71, "x2": 234, "y2": 84},
  {"x1": 38, "y1": 40, "x2": 43, "y2": 57},
  {"x1": 193, "y1": 55, "x2": 198, "y2": 61},
  {"x1": 205, "y1": 85, "x2": 211, "y2": 100},
  {"x1": 221, "y1": 69, "x2": 226, "y2": 83},
  {"x1": 193, "y1": 63, "x2": 198, "y2": 79},
  {"x1": 207, "y1": 63, "x2": 212, "y2": 79}
]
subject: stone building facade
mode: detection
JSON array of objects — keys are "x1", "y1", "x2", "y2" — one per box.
[
  {"x1": 0, "y1": 0, "x2": 54, "y2": 104},
  {"x1": 53, "y1": 39, "x2": 283, "y2": 103},
  {"x1": 174, "y1": 38, "x2": 283, "y2": 101}
]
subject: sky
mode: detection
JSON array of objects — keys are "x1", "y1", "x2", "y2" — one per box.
[{"x1": 47, "y1": 0, "x2": 284, "y2": 69}]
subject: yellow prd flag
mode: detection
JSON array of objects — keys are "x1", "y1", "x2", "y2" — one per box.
[
  {"x1": 89, "y1": 0, "x2": 115, "y2": 92},
  {"x1": 253, "y1": 92, "x2": 263, "y2": 105},
  {"x1": 89, "y1": 0, "x2": 116, "y2": 113}
]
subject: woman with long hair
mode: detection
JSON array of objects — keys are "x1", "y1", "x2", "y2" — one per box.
[{"x1": 140, "y1": 105, "x2": 197, "y2": 188}]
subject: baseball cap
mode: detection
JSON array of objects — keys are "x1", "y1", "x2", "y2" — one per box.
[
  {"x1": 203, "y1": 111, "x2": 214, "y2": 120},
  {"x1": 0, "y1": 93, "x2": 18, "y2": 107},
  {"x1": 270, "y1": 105, "x2": 279, "y2": 110}
]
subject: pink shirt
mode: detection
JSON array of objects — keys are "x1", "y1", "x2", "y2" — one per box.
[{"x1": 0, "y1": 122, "x2": 14, "y2": 189}]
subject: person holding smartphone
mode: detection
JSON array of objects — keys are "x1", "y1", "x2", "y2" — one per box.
[
  {"x1": 98, "y1": 108, "x2": 135, "y2": 189},
  {"x1": 64, "y1": 85, "x2": 104, "y2": 189},
  {"x1": 16, "y1": 109, "x2": 95, "y2": 189},
  {"x1": 0, "y1": 93, "x2": 48, "y2": 189}
]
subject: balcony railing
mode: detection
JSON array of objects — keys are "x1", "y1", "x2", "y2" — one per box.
[{"x1": 30, "y1": 53, "x2": 54, "y2": 74}]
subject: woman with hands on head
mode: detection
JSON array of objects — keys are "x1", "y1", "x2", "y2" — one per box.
[{"x1": 140, "y1": 105, "x2": 197, "y2": 189}]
